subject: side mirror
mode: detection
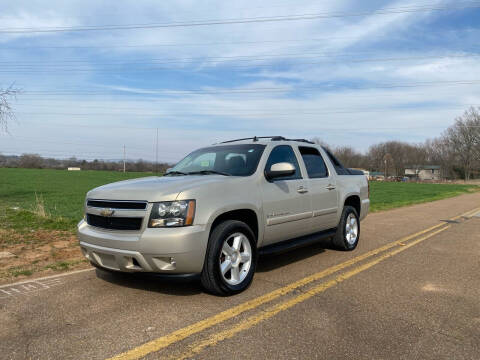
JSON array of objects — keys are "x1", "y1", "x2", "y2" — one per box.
[{"x1": 265, "y1": 162, "x2": 296, "y2": 180}]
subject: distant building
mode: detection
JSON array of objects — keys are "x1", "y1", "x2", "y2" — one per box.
[
  {"x1": 67, "y1": 167, "x2": 81, "y2": 171},
  {"x1": 351, "y1": 168, "x2": 369, "y2": 177},
  {"x1": 368, "y1": 171, "x2": 385, "y2": 180},
  {"x1": 405, "y1": 165, "x2": 441, "y2": 181}
]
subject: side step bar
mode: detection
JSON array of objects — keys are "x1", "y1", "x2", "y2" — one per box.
[{"x1": 259, "y1": 228, "x2": 337, "y2": 256}]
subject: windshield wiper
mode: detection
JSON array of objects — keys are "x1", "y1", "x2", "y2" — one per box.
[
  {"x1": 187, "y1": 170, "x2": 231, "y2": 176},
  {"x1": 164, "y1": 171, "x2": 188, "y2": 176}
]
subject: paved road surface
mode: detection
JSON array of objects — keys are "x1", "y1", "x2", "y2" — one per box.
[{"x1": 1, "y1": 193, "x2": 479, "y2": 360}]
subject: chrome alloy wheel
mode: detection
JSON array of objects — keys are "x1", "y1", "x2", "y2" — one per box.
[
  {"x1": 219, "y1": 232, "x2": 252, "y2": 286},
  {"x1": 345, "y1": 213, "x2": 359, "y2": 245}
]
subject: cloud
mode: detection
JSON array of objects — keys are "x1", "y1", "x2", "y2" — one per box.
[{"x1": 1, "y1": 0, "x2": 479, "y2": 160}]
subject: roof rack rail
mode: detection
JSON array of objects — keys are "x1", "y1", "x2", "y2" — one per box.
[
  {"x1": 219, "y1": 136, "x2": 314, "y2": 144},
  {"x1": 220, "y1": 136, "x2": 283, "y2": 144},
  {"x1": 288, "y1": 138, "x2": 315, "y2": 144},
  {"x1": 271, "y1": 137, "x2": 315, "y2": 144}
]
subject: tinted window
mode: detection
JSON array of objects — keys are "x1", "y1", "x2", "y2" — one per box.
[
  {"x1": 170, "y1": 144, "x2": 266, "y2": 176},
  {"x1": 265, "y1": 145, "x2": 301, "y2": 180},
  {"x1": 299, "y1": 147, "x2": 328, "y2": 178},
  {"x1": 322, "y1": 147, "x2": 349, "y2": 175}
]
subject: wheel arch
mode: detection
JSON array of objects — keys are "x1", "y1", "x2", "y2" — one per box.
[
  {"x1": 343, "y1": 194, "x2": 361, "y2": 217},
  {"x1": 208, "y1": 208, "x2": 260, "y2": 244}
]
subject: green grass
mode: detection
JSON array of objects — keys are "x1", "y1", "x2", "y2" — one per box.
[
  {"x1": 369, "y1": 181, "x2": 478, "y2": 212},
  {"x1": 0, "y1": 168, "x2": 152, "y2": 230},
  {"x1": 44, "y1": 259, "x2": 86, "y2": 271},
  {"x1": 0, "y1": 168, "x2": 478, "y2": 232},
  {"x1": 0, "y1": 208, "x2": 76, "y2": 234},
  {"x1": 9, "y1": 268, "x2": 34, "y2": 277}
]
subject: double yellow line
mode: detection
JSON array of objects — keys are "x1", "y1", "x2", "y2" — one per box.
[{"x1": 108, "y1": 206, "x2": 480, "y2": 360}]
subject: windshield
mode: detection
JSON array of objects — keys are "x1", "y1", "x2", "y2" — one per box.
[{"x1": 169, "y1": 144, "x2": 266, "y2": 176}]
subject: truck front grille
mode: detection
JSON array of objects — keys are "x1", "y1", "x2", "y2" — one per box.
[
  {"x1": 87, "y1": 200, "x2": 147, "y2": 210},
  {"x1": 86, "y1": 214, "x2": 143, "y2": 231}
]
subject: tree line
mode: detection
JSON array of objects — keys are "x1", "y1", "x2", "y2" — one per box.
[
  {"x1": 0, "y1": 154, "x2": 171, "y2": 173},
  {"x1": 316, "y1": 106, "x2": 480, "y2": 180},
  {"x1": 1, "y1": 106, "x2": 479, "y2": 179}
]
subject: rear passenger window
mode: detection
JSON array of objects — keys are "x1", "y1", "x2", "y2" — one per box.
[
  {"x1": 322, "y1": 147, "x2": 349, "y2": 175},
  {"x1": 299, "y1": 147, "x2": 328, "y2": 178},
  {"x1": 265, "y1": 145, "x2": 301, "y2": 180}
]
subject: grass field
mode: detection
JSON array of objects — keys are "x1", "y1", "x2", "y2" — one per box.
[
  {"x1": 368, "y1": 181, "x2": 478, "y2": 212},
  {"x1": 0, "y1": 168, "x2": 150, "y2": 230},
  {"x1": 1, "y1": 168, "x2": 478, "y2": 227},
  {"x1": 0, "y1": 167, "x2": 478, "y2": 282}
]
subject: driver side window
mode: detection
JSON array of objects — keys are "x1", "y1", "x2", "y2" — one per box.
[{"x1": 265, "y1": 145, "x2": 301, "y2": 180}]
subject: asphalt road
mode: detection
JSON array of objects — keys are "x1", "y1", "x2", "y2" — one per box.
[{"x1": 1, "y1": 193, "x2": 480, "y2": 360}]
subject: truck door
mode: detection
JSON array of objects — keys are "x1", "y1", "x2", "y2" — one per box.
[
  {"x1": 261, "y1": 145, "x2": 312, "y2": 246},
  {"x1": 298, "y1": 146, "x2": 339, "y2": 232}
]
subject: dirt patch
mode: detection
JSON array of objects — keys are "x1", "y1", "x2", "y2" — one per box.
[{"x1": 0, "y1": 229, "x2": 88, "y2": 284}]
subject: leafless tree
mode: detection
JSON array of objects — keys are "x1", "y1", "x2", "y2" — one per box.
[
  {"x1": 19, "y1": 154, "x2": 44, "y2": 168},
  {"x1": 333, "y1": 146, "x2": 367, "y2": 169},
  {"x1": 425, "y1": 138, "x2": 456, "y2": 179},
  {"x1": 0, "y1": 84, "x2": 21, "y2": 134},
  {"x1": 311, "y1": 137, "x2": 330, "y2": 148},
  {"x1": 443, "y1": 107, "x2": 480, "y2": 181}
]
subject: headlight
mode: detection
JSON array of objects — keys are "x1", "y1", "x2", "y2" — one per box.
[{"x1": 149, "y1": 200, "x2": 196, "y2": 227}]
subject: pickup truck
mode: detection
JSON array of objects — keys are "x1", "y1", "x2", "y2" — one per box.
[{"x1": 77, "y1": 136, "x2": 369, "y2": 295}]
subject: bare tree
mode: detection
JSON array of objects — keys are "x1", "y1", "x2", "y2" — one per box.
[
  {"x1": 444, "y1": 107, "x2": 480, "y2": 181},
  {"x1": 0, "y1": 85, "x2": 21, "y2": 133},
  {"x1": 333, "y1": 146, "x2": 367, "y2": 169},
  {"x1": 19, "y1": 153, "x2": 44, "y2": 168}
]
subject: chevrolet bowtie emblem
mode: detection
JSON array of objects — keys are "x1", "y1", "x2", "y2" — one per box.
[{"x1": 100, "y1": 208, "x2": 115, "y2": 217}]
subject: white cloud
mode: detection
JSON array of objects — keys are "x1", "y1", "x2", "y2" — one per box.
[{"x1": 0, "y1": 0, "x2": 478, "y2": 160}]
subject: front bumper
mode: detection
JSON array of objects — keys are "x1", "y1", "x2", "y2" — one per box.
[{"x1": 77, "y1": 220, "x2": 209, "y2": 274}]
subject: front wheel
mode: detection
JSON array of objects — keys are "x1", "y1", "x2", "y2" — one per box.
[
  {"x1": 332, "y1": 206, "x2": 360, "y2": 251},
  {"x1": 201, "y1": 220, "x2": 257, "y2": 296}
]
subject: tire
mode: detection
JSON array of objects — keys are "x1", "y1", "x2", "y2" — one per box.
[
  {"x1": 201, "y1": 220, "x2": 257, "y2": 296},
  {"x1": 332, "y1": 206, "x2": 360, "y2": 251}
]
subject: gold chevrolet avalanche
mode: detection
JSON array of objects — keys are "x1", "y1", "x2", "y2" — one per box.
[{"x1": 78, "y1": 136, "x2": 370, "y2": 295}]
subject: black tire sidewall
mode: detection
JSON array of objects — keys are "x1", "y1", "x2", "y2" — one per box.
[
  {"x1": 205, "y1": 220, "x2": 257, "y2": 295},
  {"x1": 339, "y1": 206, "x2": 360, "y2": 250}
]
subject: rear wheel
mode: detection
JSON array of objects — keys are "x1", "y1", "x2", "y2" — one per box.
[
  {"x1": 332, "y1": 206, "x2": 360, "y2": 251},
  {"x1": 201, "y1": 220, "x2": 256, "y2": 296}
]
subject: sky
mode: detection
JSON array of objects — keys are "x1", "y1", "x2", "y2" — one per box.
[{"x1": 1, "y1": 0, "x2": 480, "y2": 163}]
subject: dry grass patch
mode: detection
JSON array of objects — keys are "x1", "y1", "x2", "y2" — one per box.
[{"x1": 0, "y1": 228, "x2": 88, "y2": 284}]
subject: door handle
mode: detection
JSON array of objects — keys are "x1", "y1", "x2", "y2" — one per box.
[
  {"x1": 297, "y1": 186, "x2": 309, "y2": 194},
  {"x1": 326, "y1": 184, "x2": 336, "y2": 190}
]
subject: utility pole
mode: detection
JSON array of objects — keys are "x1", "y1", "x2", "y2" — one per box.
[
  {"x1": 155, "y1": 128, "x2": 159, "y2": 174},
  {"x1": 123, "y1": 144, "x2": 126, "y2": 173},
  {"x1": 383, "y1": 153, "x2": 392, "y2": 179}
]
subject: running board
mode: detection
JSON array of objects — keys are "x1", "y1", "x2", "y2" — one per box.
[{"x1": 259, "y1": 228, "x2": 337, "y2": 256}]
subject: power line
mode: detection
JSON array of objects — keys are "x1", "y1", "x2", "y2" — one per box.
[
  {"x1": 1, "y1": 52, "x2": 478, "y2": 67},
  {"x1": 0, "y1": 2, "x2": 479, "y2": 33},
  {"x1": 13, "y1": 80, "x2": 480, "y2": 97},
  {"x1": 1, "y1": 135, "x2": 175, "y2": 153},
  {"x1": 14, "y1": 89, "x2": 480, "y2": 110},
  {"x1": 0, "y1": 35, "x2": 395, "y2": 50},
  {"x1": 0, "y1": 28, "x2": 469, "y2": 51},
  {"x1": 13, "y1": 104, "x2": 480, "y2": 118},
  {"x1": 1, "y1": 54, "x2": 478, "y2": 74}
]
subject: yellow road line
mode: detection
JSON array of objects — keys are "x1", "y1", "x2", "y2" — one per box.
[
  {"x1": 451, "y1": 206, "x2": 480, "y2": 219},
  {"x1": 174, "y1": 225, "x2": 450, "y2": 360},
  {"x1": 107, "y1": 207, "x2": 480, "y2": 360}
]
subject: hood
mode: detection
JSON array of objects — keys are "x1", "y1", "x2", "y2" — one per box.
[{"x1": 87, "y1": 175, "x2": 230, "y2": 202}]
